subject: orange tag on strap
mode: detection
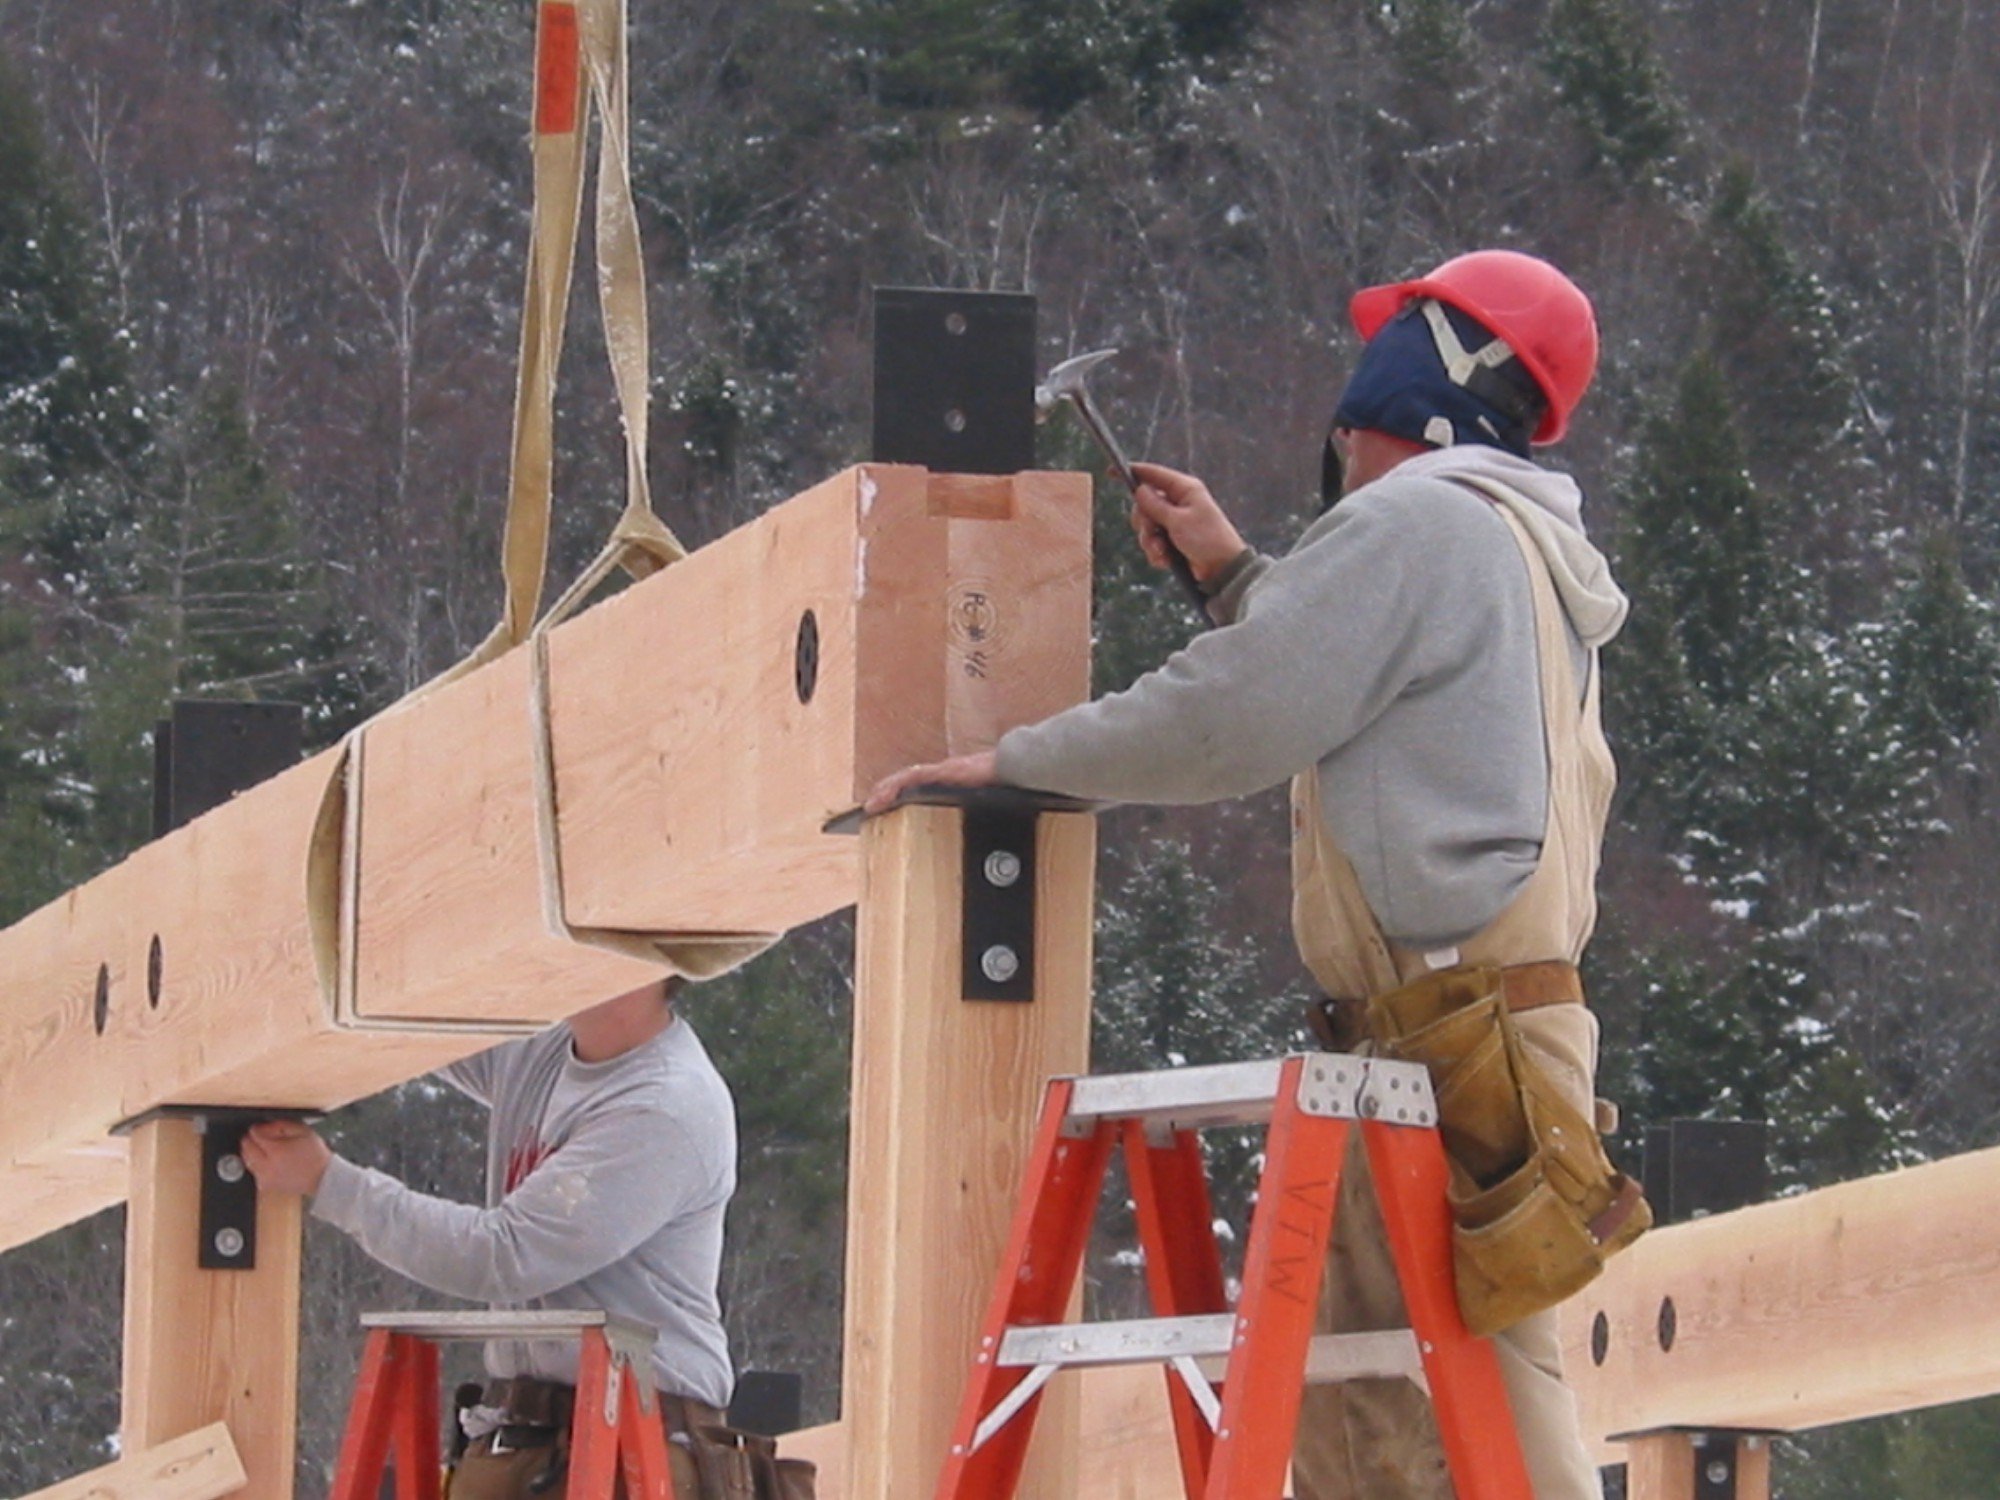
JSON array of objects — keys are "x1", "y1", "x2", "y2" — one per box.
[{"x1": 535, "y1": 3, "x2": 581, "y2": 136}]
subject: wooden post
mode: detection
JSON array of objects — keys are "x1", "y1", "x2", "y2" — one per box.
[
  {"x1": 122, "y1": 1118, "x2": 303, "y2": 1500},
  {"x1": 1624, "y1": 1433, "x2": 1772, "y2": 1500},
  {"x1": 844, "y1": 803, "x2": 1095, "y2": 1499}
]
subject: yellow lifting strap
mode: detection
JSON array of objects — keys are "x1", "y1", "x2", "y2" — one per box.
[{"x1": 308, "y1": 0, "x2": 775, "y2": 1019}]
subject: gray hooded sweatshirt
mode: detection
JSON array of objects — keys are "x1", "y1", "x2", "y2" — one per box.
[
  {"x1": 312, "y1": 1015, "x2": 737, "y2": 1408},
  {"x1": 995, "y1": 446, "x2": 1626, "y2": 949}
]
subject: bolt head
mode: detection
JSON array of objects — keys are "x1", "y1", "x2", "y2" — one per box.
[
  {"x1": 216, "y1": 1153, "x2": 246, "y2": 1183},
  {"x1": 981, "y1": 945, "x2": 1021, "y2": 983},
  {"x1": 214, "y1": 1227, "x2": 246, "y2": 1258},
  {"x1": 983, "y1": 850, "x2": 1023, "y2": 887}
]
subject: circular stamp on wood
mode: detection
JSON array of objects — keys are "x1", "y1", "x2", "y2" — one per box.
[{"x1": 947, "y1": 581, "x2": 1003, "y2": 680}]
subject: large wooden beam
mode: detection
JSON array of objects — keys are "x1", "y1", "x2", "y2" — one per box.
[
  {"x1": 0, "y1": 466, "x2": 1091, "y2": 1254},
  {"x1": 12, "y1": 1421, "x2": 246, "y2": 1500},
  {"x1": 1562, "y1": 1142, "x2": 2000, "y2": 1460},
  {"x1": 844, "y1": 803, "x2": 1096, "y2": 1497}
]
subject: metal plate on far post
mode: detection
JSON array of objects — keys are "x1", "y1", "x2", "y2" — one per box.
[
  {"x1": 1642, "y1": 1118, "x2": 1769, "y2": 1225},
  {"x1": 153, "y1": 699, "x2": 304, "y2": 839},
  {"x1": 963, "y1": 802, "x2": 1037, "y2": 1001},
  {"x1": 871, "y1": 287, "x2": 1036, "y2": 476}
]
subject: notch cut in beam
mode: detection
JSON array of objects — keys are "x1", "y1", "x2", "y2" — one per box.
[{"x1": 0, "y1": 466, "x2": 1091, "y2": 1255}]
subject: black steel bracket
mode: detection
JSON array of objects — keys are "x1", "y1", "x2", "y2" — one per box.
[
  {"x1": 961, "y1": 799, "x2": 1038, "y2": 1001},
  {"x1": 113, "y1": 1105, "x2": 321, "y2": 1271},
  {"x1": 824, "y1": 784, "x2": 1098, "y2": 1003},
  {"x1": 1691, "y1": 1429, "x2": 1770, "y2": 1500},
  {"x1": 1608, "y1": 1428, "x2": 1774, "y2": 1500}
]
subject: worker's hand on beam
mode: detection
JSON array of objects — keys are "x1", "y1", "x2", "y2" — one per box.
[
  {"x1": 863, "y1": 750, "x2": 999, "y2": 816},
  {"x1": 1128, "y1": 462, "x2": 1245, "y2": 585},
  {"x1": 242, "y1": 1120, "x2": 334, "y2": 1198}
]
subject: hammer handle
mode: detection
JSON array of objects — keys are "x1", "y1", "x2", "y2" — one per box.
[{"x1": 1072, "y1": 391, "x2": 1208, "y2": 613}]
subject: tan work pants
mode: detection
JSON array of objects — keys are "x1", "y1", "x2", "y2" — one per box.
[{"x1": 1292, "y1": 1008, "x2": 1604, "y2": 1500}]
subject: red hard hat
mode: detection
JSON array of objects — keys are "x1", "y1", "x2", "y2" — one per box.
[{"x1": 1348, "y1": 249, "x2": 1599, "y2": 444}]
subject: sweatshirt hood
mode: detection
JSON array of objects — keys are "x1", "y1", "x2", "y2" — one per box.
[{"x1": 1393, "y1": 445, "x2": 1628, "y2": 648}]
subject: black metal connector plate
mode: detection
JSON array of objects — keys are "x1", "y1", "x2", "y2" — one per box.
[
  {"x1": 962, "y1": 802, "x2": 1038, "y2": 1002},
  {"x1": 1642, "y1": 1118, "x2": 1769, "y2": 1225},
  {"x1": 153, "y1": 699, "x2": 304, "y2": 839},
  {"x1": 113, "y1": 1104, "x2": 321, "y2": 1272},
  {"x1": 1692, "y1": 1431, "x2": 1759, "y2": 1500},
  {"x1": 820, "y1": 785, "x2": 1098, "y2": 1003},
  {"x1": 198, "y1": 1116, "x2": 259, "y2": 1270},
  {"x1": 872, "y1": 287, "x2": 1037, "y2": 475}
]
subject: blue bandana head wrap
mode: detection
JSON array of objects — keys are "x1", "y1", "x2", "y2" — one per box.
[{"x1": 1330, "y1": 298, "x2": 1547, "y2": 460}]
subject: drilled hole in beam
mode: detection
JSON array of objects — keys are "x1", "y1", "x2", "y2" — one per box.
[
  {"x1": 795, "y1": 610, "x2": 820, "y2": 705},
  {"x1": 148, "y1": 935, "x2": 163, "y2": 1008},
  {"x1": 93, "y1": 964, "x2": 110, "y2": 1035}
]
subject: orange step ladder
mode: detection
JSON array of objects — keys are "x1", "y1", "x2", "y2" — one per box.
[
  {"x1": 934, "y1": 1053, "x2": 1533, "y2": 1500},
  {"x1": 328, "y1": 1309, "x2": 678, "y2": 1500}
]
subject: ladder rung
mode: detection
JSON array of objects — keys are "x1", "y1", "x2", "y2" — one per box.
[
  {"x1": 1061, "y1": 1054, "x2": 1434, "y2": 1132},
  {"x1": 1063, "y1": 1058, "x2": 1295, "y2": 1131},
  {"x1": 1000, "y1": 1313, "x2": 1236, "y2": 1368},
  {"x1": 360, "y1": 1309, "x2": 656, "y2": 1345},
  {"x1": 998, "y1": 1317, "x2": 1423, "y2": 1386}
]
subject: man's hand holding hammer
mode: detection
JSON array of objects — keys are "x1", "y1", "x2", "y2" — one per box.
[{"x1": 1126, "y1": 461, "x2": 1247, "y2": 587}]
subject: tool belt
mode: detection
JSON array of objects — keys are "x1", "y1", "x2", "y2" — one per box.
[
  {"x1": 1320, "y1": 961, "x2": 1651, "y2": 1337},
  {"x1": 1306, "y1": 959, "x2": 1584, "y2": 1053},
  {"x1": 462, "y1": 1377, "x2": 816, "y2": 1500}
]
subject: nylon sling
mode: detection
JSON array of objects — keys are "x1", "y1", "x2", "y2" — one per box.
[{"x1": 308, "y1": 0, "x2": 775, "y2": 1019}]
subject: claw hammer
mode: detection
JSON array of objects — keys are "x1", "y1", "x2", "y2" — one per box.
[{"x1": 1035, "y1": 349, "x2": 1207, "y2": 610}]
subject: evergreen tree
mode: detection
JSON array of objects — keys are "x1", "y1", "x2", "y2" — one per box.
[
  {"x1": 1539, "y1": 0, "x2": 1682, "y2": 187},
  {"x1": 1608, "y1": 351, "x2": 1783, "y2": 844},
  {"x1": 1091, "y1": 833, "x2": 1302, "y2": 1309},
  {"x1": 1700, "y1": 162, "x2": 1852, "y2": 466},
  {"x1": 1619, "y1": 352, "x2": 1779, "y2": 711},
  {"x1": 1385, "y1": 0, "x2": 1473, "y2": 86},
  {"x1": 0, "y1": 58, "x2": 148, "y2": 918},
  {"x1": 1874, "y1": 534, "x2": 2000, "y2": 773}
]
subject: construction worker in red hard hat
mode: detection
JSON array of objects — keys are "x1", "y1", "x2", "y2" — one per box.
[{"x1": 870, "y1": 248, "x2": 1647, "y2": 1499}]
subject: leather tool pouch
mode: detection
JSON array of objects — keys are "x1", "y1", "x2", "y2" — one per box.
[
  {"x1": 668, "y1": 1404, "x2": 817, "y2": 1500},
  {"x1": 1368, "y1": 964, "x2": 1651, "y2": 1337}
]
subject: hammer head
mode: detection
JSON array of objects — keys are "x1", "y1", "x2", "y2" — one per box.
[{"x1": 1034, "y1": 347, "x2": 1120, "y2": 418}]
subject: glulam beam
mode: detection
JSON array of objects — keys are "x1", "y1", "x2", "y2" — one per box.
[
  {"x1": 1563, "y1": 1142, "x2": 2000, "y2": 1462},
  {"x1": 0, "y1": 465, "x2": 1091, "y2": 1254}
]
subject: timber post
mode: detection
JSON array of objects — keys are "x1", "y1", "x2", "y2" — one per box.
[
  {"x1": 122, "y1": 1115, "x2": 303, "y2": 1500},
  {"x1": 845, "y1": 797, "x2": 1096, "y2": 1498}
]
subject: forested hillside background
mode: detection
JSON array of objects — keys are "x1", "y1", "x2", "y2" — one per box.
[{"x1": 6, "y1": 0, "x2": 2000, "y2": 1493}]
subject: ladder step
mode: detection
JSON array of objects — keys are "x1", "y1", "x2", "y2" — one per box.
[
  {"x1": 997, "y1": 1316, "x2": 1423, "y2": 1386},
  {"x1": 1061, "y1": 1054, "x2": 1434, "y2": 1132}
]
